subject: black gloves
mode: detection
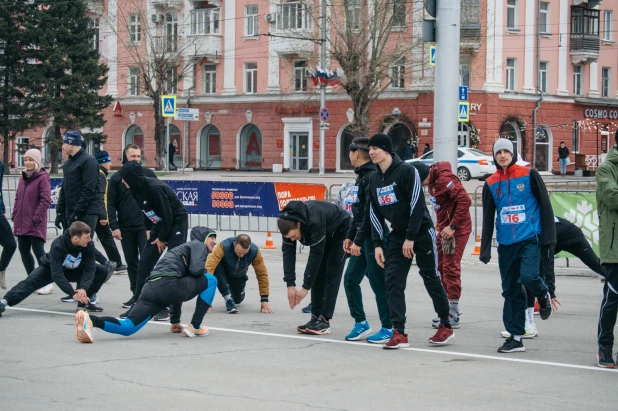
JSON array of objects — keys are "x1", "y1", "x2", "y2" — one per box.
[{"x1": 55, "y1": 214, "x2": 67, "y2": 230}]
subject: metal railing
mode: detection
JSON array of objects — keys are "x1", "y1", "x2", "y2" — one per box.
[{"x1": 570, "y1": 33, "x2": 600, "y2": 55}]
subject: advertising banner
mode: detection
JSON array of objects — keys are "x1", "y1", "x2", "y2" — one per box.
[{"x1": 550, "y1": 193, "x2": 599, "y2": 258}]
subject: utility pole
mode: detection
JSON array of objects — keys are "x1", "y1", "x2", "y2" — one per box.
[
  {"x1": 318, "y1": 0, "x2": 326, "y2": 176},
  {"x1": 432, "y1": 1, "x2": 461, "y2": 172}
]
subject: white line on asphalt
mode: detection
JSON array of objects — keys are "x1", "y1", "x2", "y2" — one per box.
[{"x1": 7, "y1": 306, "x2": 618, "y2": 374}]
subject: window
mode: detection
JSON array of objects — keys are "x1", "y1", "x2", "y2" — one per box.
[
  {"x1": 293, "y1": 60, "x2": 308, "y2": 92},
  {"x1": 129, "y1": 14, "x2": 141, "y2": 43},
  {"x1": 244, "y1": 62, "x2": 257, "y2": 94},
  {"x1": 203, "y1": 64, "x2": 216, "y2": 94},
  {"x1": 166, "y1": 68, "x2": 178, "y2": 94},
  {"x1": 128, "y1": 67, "x2": 140, "y2": 96},
  {"x1": 572, "y1": 121, "x2": 580, "y2": 153},
  {"x1": 460, "y1": 55, "x2": 471, "y2": 87},
  {"x1": 245, "y1": 5, "x2": 259, "y2": 36},
  {"x1": 539, "y1": 61, "x2": 548, "y2": 93},
  {"x1": 190, "y1": 9, "x2": 221, "y2": 35},
  {"x1": 166, "y1": 12, "x2": 178, "y2": 52},
  {"x1": 277, "y1": 2, "x2": 309, "y2": 30},
  {"x1": 507, "y1": 0, "x2": 517, "y2": 29},
  {"x1": 602, "y1": 67, "x2": 611, "y2": 97},
  {"x1": 392, "y1": 0, "x2": 406, "y2": 27},
  {"x1": 16, "y1": 137, "x2": 29, "y2": 168},
  {"x1": 571, "y1": 7, "x2": 599, "y2": 35},
  {"x1": 573, "y1": 64, "x2": 583, "y2": 95},
  {"x1": 540, "y1": 2, "x2": 549, "y2": 34},
  {"x1": 604, "y1": 11, "x2": 613, "y2": 41},
  {"x1": 391, "y1": 57, "x2": 405, "y2": 89},
  {"x1": 345, "y1": 0, "x2": 360, "y2": 30},
  {"x1": 89, "y1": 18, "x2": 100, "y2": 51},
  {"x1": 506, "y1": 58, "x2": 516, "y2": 91}
]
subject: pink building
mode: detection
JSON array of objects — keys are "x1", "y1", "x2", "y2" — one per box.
[{"x1": 5, "y1": 0, "x2": 618, "y2": 175}]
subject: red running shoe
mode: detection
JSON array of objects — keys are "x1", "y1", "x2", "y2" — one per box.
[
  {"x1": 383, "y1": 330, "x2": 409, "y2": 349},
  {"x1": 428, "y1": 324, "x2": 455, "y2": 345}
]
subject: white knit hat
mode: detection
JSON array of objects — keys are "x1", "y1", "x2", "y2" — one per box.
[
  {"x1": 24, "y1": 149, "x2": 42, "y2": 170},
  {"x1": 493, "y1": 138, "x2": 514, "y2": 157}
]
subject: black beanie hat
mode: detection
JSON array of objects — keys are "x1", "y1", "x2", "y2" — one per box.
[
  {"x1": 410, "y1": 161, "x2": 430, "y2": 182},
  {"x1": 368, "y1": 133, "x2": 393, "y2": 154}
]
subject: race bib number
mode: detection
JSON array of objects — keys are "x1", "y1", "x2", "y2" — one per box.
[
  {"x1": 500, "y1": 205, "x2": 526, "y2": 225},
  {"x1": 343, "y1": 186, "x2": 360, "y2": 215},
  {"x1": 377, "y1": 185, "x2": 398, "y2": 206},
  {"x1": 144, "y1": 210, "x2": 162, "y2": 224},
  {"x1": 62, "y1": 253, "x2": 82, "y2": 269},
  {"x1": 429, "y1": 195, "x2": 440, "y2": 210}
]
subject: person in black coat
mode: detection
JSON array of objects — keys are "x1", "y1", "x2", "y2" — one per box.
[
  {"x1": 558, "y1": 142, "x2": 570, "y2": 177},
  {"x1": 168, "y1": 142, "x2": 177, "y2": 170}
]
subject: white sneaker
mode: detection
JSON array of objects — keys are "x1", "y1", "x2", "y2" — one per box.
[
  {"x1": 501, "y1": 325, "x2": 537, "y2": 339},
  {"x1": 37, "y1": 284, "x2": 54, "y2": 295}
]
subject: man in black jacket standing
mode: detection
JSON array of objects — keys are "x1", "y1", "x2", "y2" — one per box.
[
  {"x1": 74, "y1": 227, "x2": 219, "y2": 343},
  {"x1": 118, "y1": 160, "x2": 188, "y2": 320},
  {"x1": 366, "y1": 134, "x2": 454, "y2": 349},
  {"x1": 277, "y1": 200, "x2": 350, "y2": 335},
  {"x1": 0, "y1": 222, "x2": 107, "y2": 315}
]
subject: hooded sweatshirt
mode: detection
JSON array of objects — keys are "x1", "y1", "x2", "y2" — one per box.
[
  {"x1": 595, "y1": 145, "x2": 618, "y2": 264},
  {"x1": 480, "y1": 143, "x2": 556, "y2": 263},
  {"x1": 427, "y1": 161, "x2": 472, "y2": 233},
  {"x1": 280, "y1": 200, "x2": 350, "y2": 289},
  {"x1": 118, "y1": 161, "x2": 187, "y2": 242}
]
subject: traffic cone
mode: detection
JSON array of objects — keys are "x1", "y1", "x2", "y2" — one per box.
[
  {"x1": 263, "y1": 231, "x2": 277, "y2": 249},
  {"x1": 471, "y1": 234, "x2": 481, "y2": 256},
  {"x1": 534, "y1": 300, "x2": 540, "y2": 315}
]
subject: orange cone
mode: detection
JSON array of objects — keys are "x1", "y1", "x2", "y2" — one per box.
[
  {"x1": 263, "y1": 231, "x2": 277, "y2": 249},
  {"x1": 471, "y1": 234, "x2": 481, "y2": 256}
]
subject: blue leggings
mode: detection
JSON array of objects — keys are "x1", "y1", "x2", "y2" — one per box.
[{"x1": 91, "y1": 274, "x2": 217, "y2": 336}]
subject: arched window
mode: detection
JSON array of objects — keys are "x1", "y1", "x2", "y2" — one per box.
[
  {"x1": 124, "y1": 125, "x2": 145, "y2": 165},
  {"x1": 198, "y1": 125, "x2": 221, "y2": 169},
  {"x1": 169, "y1": 124, "x2": 182, "y2": 167},
  {"x1": 339, "y1": 125, "x2": 357, "y2": 171},
  {"x1": 387, "y1": 122, "x2": 413, "y2": 156},
  {"x1": 499, "y1": 122, "x2": 521, "y2": 155},
  {"x1": 239, "y1": 124, "x2": 262, "y2": 170},
  {"x1": 458, "y1": 123, "x2": 469, "y2": 147}
]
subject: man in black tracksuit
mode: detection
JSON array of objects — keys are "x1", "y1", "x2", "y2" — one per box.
[
  {"x1": 118, "y1": 161, "x2": 188, "y2": 313},
  {"x1": 0, "y1": 222, "x2": 107, "y2": 315},
  {"x1": 278, "y1": 200, "x2": 351, "y2": 335},
  {"x1": 107, "y1": 150, "x2": 156, "y2": 308},
  {"x1": 74, "y1": 227, "x2": 219, "y2": 342},
  {"x1": 366, "y1": 134, "x2": 453, "y2": 349}
]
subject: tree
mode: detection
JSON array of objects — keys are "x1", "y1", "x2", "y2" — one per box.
[
  {"x1": 106, "y1": 0, "x2": 208, "y2": 170},
  {"x1": 26, "y1": 0, "x2": 112, "y2": 173},
  {"x1": 275, "y1": 0, "x2": 427, "y2": 137},
  {"x1": 0, "y1": 2, "x2": 42, "y2": 166}
]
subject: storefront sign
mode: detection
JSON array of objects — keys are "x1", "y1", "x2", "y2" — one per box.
[{"x1": 584, "y1": 108, "x2": 618, "y2": 119}]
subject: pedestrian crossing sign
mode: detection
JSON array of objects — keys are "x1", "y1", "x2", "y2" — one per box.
[
  {"x1": 429, "y1": 45, "x2": 436, "y2": 66},
  {"x1": 161, "y1": 95, "x2": 176, "y2": 118},
  {"x1": 458, "y1": 102, "x2": 470, "y2": 122}
]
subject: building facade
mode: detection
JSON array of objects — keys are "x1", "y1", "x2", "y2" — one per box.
[{"x1": 5, "y1": 0, "x2": 618, "y2": 174}]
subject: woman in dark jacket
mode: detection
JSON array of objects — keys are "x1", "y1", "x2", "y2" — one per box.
[
  {"x1": 12, "y1": 149, "x2": 52, "y2": 293},
  {"x1": 558, "y1": 142, "x2": 570, "y2": 177}
]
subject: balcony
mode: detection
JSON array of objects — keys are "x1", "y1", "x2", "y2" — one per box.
[
  {"x1": 570, "y1": 33, "x2": 600, "y2": 64},
  {"x1": 153, "y1": 36, "x2": 182, "y2": 60},
  {"x1": 460, "y1": 0, "x2": 480, "y2": 52},
  {"x1": 185, "y1": 34, "x2": 222, "y2": 61},
  {"x1": 273, "y1": 34, "x2": 315, "y2": 58},
  {"x1": 151, "y1": 0, "x2": 183, "y2": 10}
]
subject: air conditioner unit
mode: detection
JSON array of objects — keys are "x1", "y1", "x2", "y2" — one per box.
[
  {"x1": 266, "y1": 13, "x2": 276, "y2": 24},
  {"x1": 151, "y1": 14, "x2": 164, "y2": 23}
]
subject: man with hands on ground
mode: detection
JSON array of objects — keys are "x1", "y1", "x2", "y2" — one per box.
[
  {"x1": 365, "y1": 133, "x2": 454, "y2": 349},
  {"x1": 205, "y1": 233, "x2": 274, "y2": 314},
  {"x1": 278, "y1": 200, "x2": 351, "y2": 335}
]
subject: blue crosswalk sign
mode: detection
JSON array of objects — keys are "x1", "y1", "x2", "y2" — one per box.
[
  {"x1": 161, "y1": 95, "x2": 176, "y2": 118},
  {"x1": 458, "y1": 102, "x2": 470, "y2": 123},
  {"x1": 429, "y1": 45, "x2": 436, "y2": 66}
]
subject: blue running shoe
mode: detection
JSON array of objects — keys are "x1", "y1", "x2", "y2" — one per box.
[
  {"x1": 345, "y1": 321, "x2": 372, "y2": 341},
  {"x1": 301, "y1": 303, "x2": 312, "y2": 314},
  {"x1": 367, "y1": 328, "x2": 393, "y2": 344},
  {"x1": 226, "y1": 299, "x2": 238, "y2": 314},
  {"x1": 90, "y1": 293, "x2": 99, "y2": 304}
]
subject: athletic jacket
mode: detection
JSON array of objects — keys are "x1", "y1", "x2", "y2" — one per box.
[
  {"x1": 57, "y1": 149, "x2": 100, "y2": 220},
  {"x1": 427, "y1": 162, "x2": 472, "y2": 233},
  {"x1": 97, "y1": 167, "x2": 109, "y2": 222},
  {"x1": 107, "y1": 167, "x2": 156, "y2": 231},
  {"x1": 345, "y1": 161, "x2": 387, "y2": 246},
  {"x1": 205, "y1": 237, "x2": 269, "y2": 300},
  {"x1": 39, "y1": 230, "x2": 97, "y2": 295},
  {"x1": 367, "y1": 154, "x2": 430, "y2": 246},
  {"x1": 146, "y1": 240, "x2": 209, "y2": 281},
  {"x1": 118, "y1": 161, "x2": 187, "y2": 242},
  {"x1": 280, "y1": 200, "x2": 350, "y2": 290},
  {"x1": 480, "y1": 150, "x2": 555, "y2": 263}
]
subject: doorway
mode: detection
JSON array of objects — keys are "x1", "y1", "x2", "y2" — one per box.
[
  {"x1": 291, "y1": 133, "x2": 309, "y2": 171},
  {"x1": 458, "y1": 123, "x2": 469, "y2": 147}
]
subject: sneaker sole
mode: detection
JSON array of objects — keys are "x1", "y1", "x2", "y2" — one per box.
[
  {"x1": 501, "y1": 332, "x2": 537, "y2": 339},
  {"x1": 428, "y1": 333, "x2": 455, "y2": 345},
  {"x1": 597, "y1": 355, "x2": 616, "y2": 369},
  {"x1": 305, "y1": 328, "x2": 332, "y2": 335},
  {"x1": 113, "y1": 270, "x2": 128, "y2": 275},
  {"x1": 62, "y1": 299, "x2": 76, "y2": 303},
  {"x1": 154, "y1": 317, "x2": 170, "y2": 322},
  {"x1": 297, "y1": 327, "x2": 308, "y2": 334},
  {"x1": 498, "y1": 346, "x2": 526, "y2": 353},
  {"x1": 227, "y1": 309, "x2": 239, "y2": 314},
  {"x1": 344, "y1": 329, "x2": 372, "y2": 341},
  {"x1": 383, "y1": 343, "x2": 410, "y2": 349},
  {"x1": 75, "y1": 311, "x2": 94, "y2": 343},
  {"x1": 183, "y1": 329, "x2": 209, "y2": 338},
  {"x1": 433, "y1": 323, "x2": 460, "y2": 329},
  {"x1": 122, "y1": 304, "x2": 134, "y2": 309}
]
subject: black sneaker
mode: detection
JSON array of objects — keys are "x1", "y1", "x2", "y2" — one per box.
[
  {"x1": 497, "y1": 336, "x2": 525, "y2": 353},
  {"x1": 305, "y1": 315, "x2": 331, "y2": 335},
  {"x1": 297, "y1": 315, "x2": 319, "y2": 334},
  {"x1": 154, "y1": 308, "x2": 170, "y2": 322},
  {"x1": 77, "y1": 302, "x2": 104, "y2": 312},
  {"x1": 597, "y1": 345, "x2": 616, "y2": 368},
  {"x1": 119, "y1": 309, "x2": 130, "y2": 319},
  {"x1": 538, "y1": 292, "x2": 553, "y2": 320},
  {"x1": 114, "y1": 264, "x2": 128, "y2": 275},
  {"x1": 122, "y1": 296, "x2": 136, "y2": 309},
  {"x1": 61, "y1": 295, "x2": 76, "y2": 303}
]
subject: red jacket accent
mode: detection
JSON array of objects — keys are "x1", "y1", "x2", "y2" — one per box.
[{"x1": 428, "y1": 162, "x2": 472, "y2": 233}]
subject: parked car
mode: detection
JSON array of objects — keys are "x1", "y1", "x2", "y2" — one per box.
[{"x1": 405, "y1": 147, "x2": 530, "y2": 181}]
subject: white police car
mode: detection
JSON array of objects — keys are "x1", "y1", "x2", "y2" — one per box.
[{"x1": 405, "y1": 147, "x2": 529, "y2": 181}]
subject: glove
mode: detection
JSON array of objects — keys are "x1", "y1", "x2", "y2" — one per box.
[
  {"x1": 441, "y1": 236, "x2": 456, "y2": 255},
  {"x1": 55, "y1": 214, "x2": 66, "y2": 230}
]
